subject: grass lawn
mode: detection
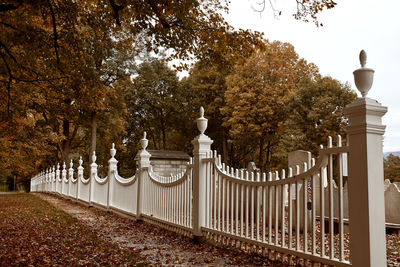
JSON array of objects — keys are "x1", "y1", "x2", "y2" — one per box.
[{"x1": 0, "y1": 193, "x2": 143, "y2": 266}]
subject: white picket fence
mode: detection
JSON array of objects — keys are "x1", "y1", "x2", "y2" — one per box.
[
  {"x1": 31, "y1": 51, "x2": 388, "y2": 267},
  {"x1": 200, "y1": 137, "x2": 350, "y2": 266}
]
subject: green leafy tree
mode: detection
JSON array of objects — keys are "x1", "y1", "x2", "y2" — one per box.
[
  {"x1": 115, "y1": 59, "x2": 192, "y2": 175},
  {"x1": 282, "y1": 77, "x2": 356, "y2": 156},
  {"x1": 180, "y1": 63, "x2": 229, "y2": 157},
  {"x1": 384, "y1": 154, "x2": 400, "y2": 182},
  {"x1": 123, "y1": 59, "x2": 187, "y2": 150}
]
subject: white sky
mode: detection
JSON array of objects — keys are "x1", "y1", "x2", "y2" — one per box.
[{"x1": 224, "y1": 0, "x2": 400, "y2": 152}]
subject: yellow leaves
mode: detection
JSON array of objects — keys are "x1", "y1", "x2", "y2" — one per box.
[{"x1": 221, "y1": 40, "x2": 319, "y2": 168}]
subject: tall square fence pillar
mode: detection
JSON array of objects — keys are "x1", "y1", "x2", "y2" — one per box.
[
  {"x1": 192, "y1": 107, "x2": 213, "y2": 237},
  {"x1": 344, "y1": 50, "x2": 387, "y2": 267},
  {"x1": 135, "y1": 132, "x2": 151, "y2": 220}
]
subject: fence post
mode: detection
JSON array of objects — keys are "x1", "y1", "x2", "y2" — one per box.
[
  {"x1": 68, "y1": 160, "x2": 74, "y2": 199},
  {"x1": 61, "y1": 163, "x2": 66, "y2": 195},
  {"x1": 55, "y1": 163, "x2": 60, "y2": 193},
  {"x1": 136, "y1": 132, "x2": 151, "y2": 220},
  {"x1": 49, "y1": 168, "x2": 51, "y2": 192},
  {"x1": 77, "y1": 157, "x2": 83, "y2": 202},
  {"x1": 49, "y1": 167, "x2": 51, "y2": 192},
  {"x1": 52, "y1": 166, "x2": 55, "y2": 193},
  {"x1": 192, "y1": 107, "x2": 213, "y2": 238},
  {"x1": 343, "y1": 50, "x2": 387, "y2": 266},
  {"x1": 108, "y1": 144, "x2": 118, "y2": 211},
  {"x1": 89, "y1": 152, "x2": 97, "y2": 206},
  {"x1": 44, "y1": 167, "x2": 51, "y2": 192}
]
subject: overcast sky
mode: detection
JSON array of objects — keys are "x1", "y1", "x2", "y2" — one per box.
[{"x1": 224, "y1": 0, "x2": 400, "y2": 152}]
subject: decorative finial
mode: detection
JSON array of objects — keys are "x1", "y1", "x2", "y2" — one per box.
[
  {"x1": 57, "y1": 163, "x2": 60, "y2": 170},
  {"x1": 79, "y1": 156, "x2": 83, "y2": 167},
  {"x1": 196, "y1": 106, "x2": 208, "y2": 135},
  {"x1": 353, "y1": 49, "x2": 374, "y2": 98},
  {"x1": 140, "y1": 131, "x2": 148, "y2": 150},
  {"x1": 359, "y1": 50, "x2": 367, "y2": 68},
  {"x1": 70, "y1": 159, "x2": 73, "y2": 168},
  {"x1": 110, "y1": 143, "x2": 116, "y2": 158},
  {"x1": 92, "y1": 151, "x2": 96, "y2": 163},
  {"x1": 63, "y1": 162, "x2": 66, "y2": 169}
]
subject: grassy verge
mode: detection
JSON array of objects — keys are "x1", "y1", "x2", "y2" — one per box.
[{"x1": 0, "y1": 193, "x2": 143, "y2": 266}]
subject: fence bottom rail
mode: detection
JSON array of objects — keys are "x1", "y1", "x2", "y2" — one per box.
[{"x1": 201, "y1": 227, "x2": 351, "y2": 267}]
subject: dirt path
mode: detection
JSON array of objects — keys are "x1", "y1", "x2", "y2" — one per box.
[{"x1": 36, "y1": 193, "x2": 279, "y2": 266}]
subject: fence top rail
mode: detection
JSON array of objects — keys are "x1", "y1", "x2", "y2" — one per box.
[
  {"x1": 147, "y1": 161, "x2": 193, "y2": 180},
  {"x1": 146, "y1": 165, "x2": 192, "y2": 187},
  {"x1": 111, "y1": 169, "x2": 137, "y2": 186},
  {"x1": 93, "y1": 173, "x2": 108, "y2": 185},
  {"x1": 208, "y1": 139, "x2": 349, "y2": 187},
  {"x1": 69, "y1": 172, "x2": 78, "y2": 183},
  {"x1": 79, "y1": 172, "x2": 90, "y2": 184}
]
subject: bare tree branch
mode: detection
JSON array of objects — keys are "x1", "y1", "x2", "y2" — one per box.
[
  {"x1": 109, "y1": 0, "x2": 124, "y2": 26},
  {"x1": 1, "y1": 53, "x2": 13, "y2": 119},
  {"x1": 48, "y1": 0, "x2": 60, "y2": 65}
]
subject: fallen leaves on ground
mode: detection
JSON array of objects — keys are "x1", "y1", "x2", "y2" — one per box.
[
  {"x1": 3, "y1": 193, "x2": 399, "y2": 266},
  {"x1": 0, "y1": 193, "x2": 142, "y2": 266},
  {"x1": 36, "y1": 193, "x2": 287, "y2": 266}
]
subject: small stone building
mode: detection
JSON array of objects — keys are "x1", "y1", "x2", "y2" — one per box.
[{"x1": 147, "y1": 150, "x2": 190, "y2": 177}]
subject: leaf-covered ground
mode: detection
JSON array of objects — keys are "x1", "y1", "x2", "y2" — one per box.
[
  {"x1": 0, "y1": 193, "x2": 143, "y2": 266},
  {"x1": 1, "y1": 193, "x2": 399, "y2": 266},
  {"x1": 35, "y1": 193, "x2": 286, "y2": 266}
]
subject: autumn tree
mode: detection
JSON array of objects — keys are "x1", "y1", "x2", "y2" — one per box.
[
  {"x1": 0, "y1": 1, "x2": 136, "y2": 170},
  {"x1": 221, "y1": 41, "x2": 318, "y2": 171}
]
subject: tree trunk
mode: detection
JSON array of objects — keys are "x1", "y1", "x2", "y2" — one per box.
[
  {"x1": 159, "y1": 109, "x2": 166, "y2": 150},
  {"x1": 89, "y1": 111, "x2": 97, "y2": 164},
  {"x1": 258, "y1": 138, "x2": 264, "y2": 173},
  {"x1": 61, "y1": 118, "x2": 71, "y2": 164},
  {"x1": 161, "y1": 121, "x2": 166, "y2": 150},
  {"x1": 265, "y1": 140, "x2": 272, "y2": 173},
  {"x1": 230, "y1": 142, "x2": 234, "y2": 167},
  {"x1": 223, "y1": 135, "x2": 228, "y2": 164}
]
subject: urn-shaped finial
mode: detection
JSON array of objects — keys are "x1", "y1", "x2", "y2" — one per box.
[
  {"x1": 196, "y1": 106, "x2": 208, "y2": 135},
  {"x1": 79, "y1": 156, "x2": 83, "y2": 167},
  {"x1": 110, "y1": 143, "x2": 116, "y2": 158},
  {"x1": 92, "y1": 151, "x2": 96, "y2": 163},
  {"x1": 63, "y1": 162, "x2": 66, "y2": 170},
  {"x1": 140, "y1": 131, "x2": 148, "y2": 150},
  {"x1": 57, "y1": 163, "x2": 60, "y2": 170},
  {"x1": 70, "y1": 159, "x2": 73, "y2": 168},
  {"x1": 353, "y1": 49, "x2": 374, "y2": 97}
]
